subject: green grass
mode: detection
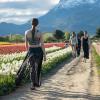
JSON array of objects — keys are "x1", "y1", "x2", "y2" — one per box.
[
  {"x1": 0, "y1": 75, "x2": 16, "y2": 96},
  {"x1": 92, "y1": 47, "x2": 100, "y2": 75}
]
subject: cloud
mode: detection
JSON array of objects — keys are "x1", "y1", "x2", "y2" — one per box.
[
  {"x1": 0, "y1": 17, "x2": 32, "y2": 24},
  {"x1": 0, "y1": 0, "x2": 60, "y2": 24},
  {"x1": 0, "y1": 8, "x2": 48, "y2": 24},
  {"x1": 0, "y1": 8, "x2": 48, "y2": 17},
  {"x1": 0, "y1": 0, "x2": 27, "y2": 2}
]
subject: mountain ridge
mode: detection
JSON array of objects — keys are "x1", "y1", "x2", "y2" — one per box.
[{"x1": 0, "y1": 0, "x2": 100, "y2": 36}]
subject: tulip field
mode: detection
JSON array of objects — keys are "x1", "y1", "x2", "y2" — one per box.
[
  {"x1": 0, "y1": 46, "x2": 63, "y2": 75},
  {"x1": 0, "y1": 42, "x2": 71, "y2": 96},
  {"x1": 0, "y1": 43, "x2": 66, "y2": 54}
]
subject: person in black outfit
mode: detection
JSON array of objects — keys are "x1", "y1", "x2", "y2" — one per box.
[
  {"x1": 25, "y1": 18, "x2": 46, "y2": 90},
  {"x1": 82, "y1": 31, "x2": 90, "y2": 62},
  {"x1": 76, "y1": 34, "x2": 81, "y2": 57}
]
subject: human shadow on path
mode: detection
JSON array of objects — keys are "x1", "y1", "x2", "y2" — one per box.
[{"x1": 34, "y1": 89, "x2": 100, "y2": 100}]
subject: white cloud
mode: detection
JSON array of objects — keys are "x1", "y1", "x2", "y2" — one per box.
[
  {"x1": 0, "y1": 0, "x2": 60, "y2": 24},
  {"x1": 0, "y1": 17, "x2": 29, "y2": 24},
  {"x1": 51, "y1": 0, "x2": 59, "y2": 5},
  {"x1": 0, "y1": 8, "x2": 48, "y2": 24},
  {"x1": 32, "y1": 0, "x2": 59, "y2": 4},
  {"x1": 0, "y1": 0, "x2": 27, "y2": 2},
  {"x1": 0, "y1": 8, "x2": 48, "y2": 16}
]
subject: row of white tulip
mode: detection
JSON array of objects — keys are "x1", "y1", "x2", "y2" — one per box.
[
  {"x1": 0, "y1": 47, "x2": 71, "y2": 75},
  {"x1": 0, "y1": 46, "x2": 61, "y2": 65},
  {"x1": 45, "y1": 46, "x2": 61, "y2": 52}
]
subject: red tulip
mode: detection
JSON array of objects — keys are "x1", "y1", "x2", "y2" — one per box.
[{"x1": 0, "y1": 43, "x2": 66, "y2": 54}]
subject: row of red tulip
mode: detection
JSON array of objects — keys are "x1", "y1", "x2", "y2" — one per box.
[
  {"x1": 0, "y1": 43, "x2": 66, "y2": 54},
  {"x1": 44, "y1": 43, "x2": 65, "y2": 48}
]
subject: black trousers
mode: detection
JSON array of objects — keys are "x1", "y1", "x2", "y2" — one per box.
[
  {"x1": 77, "y1": 46, "x2": 81, "y2": 56},
  {"x1": 83, "y1": 47, "x2": 89, "y2": 59},
  {"x1": 28, "y1": 47, "x2": 43, "y2": 86},
  {"x1": 83, "y1": 43, "x2": 89, "y2": 59}
]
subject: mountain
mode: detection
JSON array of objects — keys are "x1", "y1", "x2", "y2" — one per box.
[
  {"x1": 0, "y1": 22, "x2": 30, "y2": 36},
  {"x1": 0, "y1": 0, "x2": 100, "y2": 36},
  {"x1": 38, "y1": 0, "x2": 100, "y2": 35}
]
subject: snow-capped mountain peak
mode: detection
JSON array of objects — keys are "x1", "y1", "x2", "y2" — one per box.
[
  {"x1": 58, "y1": 0, "x2": 98, "y2": 8},
  {"x1": 38, "y1": 0, "x2": 100, "y2": 34}
]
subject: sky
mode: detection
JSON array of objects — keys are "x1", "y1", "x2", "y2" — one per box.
[{"x1": 0, "y1": 0, "x2": 60, "y2": 24}]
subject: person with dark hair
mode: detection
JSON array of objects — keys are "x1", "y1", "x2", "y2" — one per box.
[
  {"x1": 76, "y1": 34, "x2": 81, "y2": 56},
  {"x1": 25, "y1": 18, "x2": 46, "y2": 90},
  {"x1": 69, "y1": 32, "x2": 78, "y2": 57},
  {"x1": 82, "y1": 31, "x2": 90, "y2": 62}
]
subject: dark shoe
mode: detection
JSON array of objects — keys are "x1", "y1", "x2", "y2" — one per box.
[
  {"x1": 30, "y1": 86, "x2": 35, "y2": 90},
  {"x1": 30, "y1": 83, "x2": 35, "y2": 90},
  {"x1": 34, "y1": 83, "x2": 40, "y2": 87}
]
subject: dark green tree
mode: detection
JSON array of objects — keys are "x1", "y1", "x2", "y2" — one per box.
[
  {"x1": 0, "y1": 36, "x2": 9, "y2": 42},
  {"x1": 53, "y1": 30, "x2": 65, "y2": 39},
  {"x1": 96, "y1": 28, "x2": 100, "y2": 37}
]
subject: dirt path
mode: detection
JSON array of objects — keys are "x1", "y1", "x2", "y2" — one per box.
[
  {"x1": 88, "y1": 51, "x2": 100, "y2": 100},
  {"x1": 1, "y1": 54, "x2": 100, "y2": 100}
]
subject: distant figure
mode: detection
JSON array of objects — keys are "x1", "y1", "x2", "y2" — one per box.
[
  {"x1": 76, "y1": 34, "x2": 81, "y2": 56},
  {"x1": 65, "y1": 40, "x2": 69, "y2": 48},
  {"x1": 82, "y1": 31, "x2": 90, "y2": 62},
  {"x1": 69, "y1": 32, "x2": 77, "y2": 57}
]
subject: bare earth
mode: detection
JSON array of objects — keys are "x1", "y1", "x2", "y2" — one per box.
[
  {"x1": 1, "y1": 54, "x2": 100, "y2": 100},
  {"x1": 93, "y1": 42, "x2": 100, "y2": 56}
]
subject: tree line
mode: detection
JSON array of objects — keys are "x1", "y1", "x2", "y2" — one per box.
[{"x1": 0, "y1": 27, "x2": 100, "y2": 43}]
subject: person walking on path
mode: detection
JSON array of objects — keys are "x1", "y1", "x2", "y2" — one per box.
[
  {"x1": 76, "y1": 34, "x2": 81, "y2": 57},
  {"x1": 81, "y1": 31, "x2": 90, "y2": 62},
  {"x1": 25, "y1": 18, "x2": 46, "y2": 90},
  {"x1": 69, "y1": 32, "x2": 78, "y2": 58}
]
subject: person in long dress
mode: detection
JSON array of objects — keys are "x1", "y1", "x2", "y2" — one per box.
[{"x1": 82, "y1": 31, "x2": 90, "y2": 62}]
